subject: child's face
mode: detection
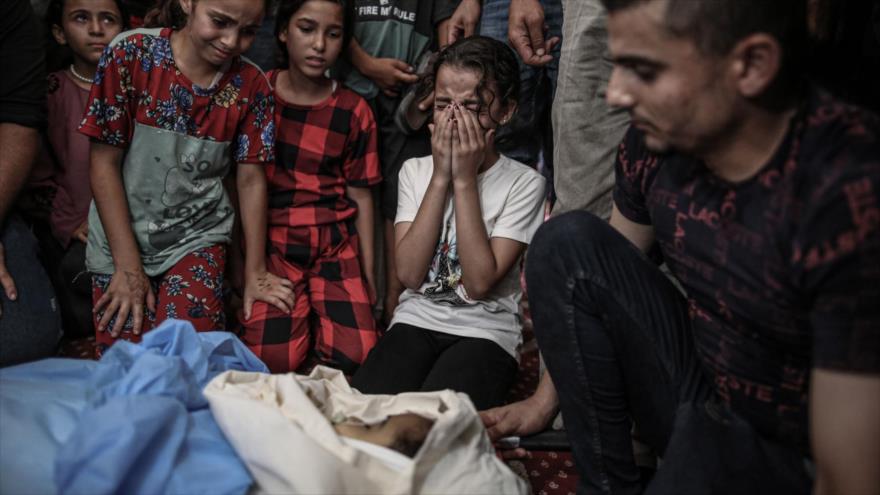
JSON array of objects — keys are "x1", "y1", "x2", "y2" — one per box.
[
  {"x1": 334, "y1": 413, "x2": 434, "y2": 457},
  {"x1": 180, "y1": 0, "x2": 264, "y2": 68},
  {"x1": 279, "y1": 1, "x2": 345, "y2": 81},
  {"x1": 52, "y1": 0, "x2": 124, "y2": 66},
  {"x1": 433, "y1": 65, "x2": 513, "y2": 132}
]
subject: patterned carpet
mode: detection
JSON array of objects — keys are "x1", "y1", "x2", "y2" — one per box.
[{"x1": 57, "y1": 313, "x2": 579, "y2": 494}]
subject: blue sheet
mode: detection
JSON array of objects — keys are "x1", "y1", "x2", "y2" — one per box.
[{"x1": 0, "y1": 319, "x2": 268, "y2": 495}]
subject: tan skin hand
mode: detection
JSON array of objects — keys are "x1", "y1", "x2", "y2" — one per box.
[
  {"x1": 72, "y1": 220, "x2": 89, "y2": 244},
  {"x1": 508, "y1": 0, "x2": 560, "y2": 67},
  {"x1": 0, "y1": 242, "x2": 16, "y2": 317},
  {"x1": 428, "y1": 105, "x2": 454, "y2": 180},
  {"x1": 242, "y1": 270, "x2": 295, "y2": 321},
  {"x1": 447, "y1": 0, "x2": 482, "y2": 45},
  {"x1": 451, "y1": 104, "x2": 494, "y2": 181},
  {"x1": 93, "y1": 267, "x2": 155, "y2": 337},
  {"x1": 364, "y1": 57, "x2": 419, "y2": 97}
]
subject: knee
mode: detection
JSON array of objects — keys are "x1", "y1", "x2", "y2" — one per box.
[{"x1": 530, "y1": 211, "x2": 610, "y2": 264}]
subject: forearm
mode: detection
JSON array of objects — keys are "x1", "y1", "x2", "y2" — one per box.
[
  {"x1": 0, "y1": 123, "x2": 40, "y2": 222},
  {"x1": 347, "y1": 186, "x2": 376, "y2": 284},
  {"x1": 347, "y1": 38, "x2": 375, "y2": 76},
  {"x1": 530, "y1": 370, "x2": 560, "y2": 414},
  {"x1": 452, "y1": 177, "x2": 496, "y2": 299},
  {"x1": 90, "y1": 142, "x2": 141, "y2": 270},
  {"x1": 436, "y1": 19, "x2": 451, "y2": 48},
  {"x1": 236, "y1": 163, "x2": 269, "y2": 273},
  {"x1": 396, "y1": 175, "x2": 449, "y2": 289}
]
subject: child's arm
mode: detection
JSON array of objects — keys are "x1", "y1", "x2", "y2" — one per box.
[
  {"x1": 450, "y1": 105, "x2": 527, "y2": 300},
  {"x1": 90, "y1": 141, "x2": 155, "y2": 336},
  {"x1": 347, "y1": 38, "x2": 419, "y2": 98},
  {"x1": 394, "y1": 106, "x2": 454, "y2": 290},
  {"x1": 346, "y1": 185, "x2": 377, "y2": 302},
  {"x1": 236, "y1": 163, "x2": 295, "y2": 319}
]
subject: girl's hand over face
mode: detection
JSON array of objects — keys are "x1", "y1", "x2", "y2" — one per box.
[
  {"x1": 243, "y1": 269, "x2": 295, "y2": 320},
  {"x1": 94, "y1": 267, "x2": 156, "y2": 337},
  {"x1": 451, "y1": 104, "x2": 494, "y2": 183},
  {"x1": 428, "y1": 105, "x2": 454, "y2": 182}
]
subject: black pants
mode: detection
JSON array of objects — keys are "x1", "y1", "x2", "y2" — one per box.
[
  {"x1": 351, "y1": 323, "x2": 518, "y2": 410},
  {"x1": 526, "y1": 211, "x2": 812, "y2": 495}
]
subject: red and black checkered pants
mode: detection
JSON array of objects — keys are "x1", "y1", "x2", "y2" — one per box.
[
  {"x1": 91, "y1": 245, "x2": 227, "y2": 357},
  {"x1": 239, "y1": 221, "x2": 378, "y2": 374}
]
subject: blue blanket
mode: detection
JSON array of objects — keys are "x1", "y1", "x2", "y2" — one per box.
[{"x1": 0, "y1": 320, "x2": 267, "y2": 495}]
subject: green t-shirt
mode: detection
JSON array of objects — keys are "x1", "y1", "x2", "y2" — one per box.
[{"x1": 340, "y1": 0, "x2": 457, "y2": 99}]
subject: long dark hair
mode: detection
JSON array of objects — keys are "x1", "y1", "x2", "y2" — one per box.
[
  {"x1": 425, "y1": 35, "x2": 520, "y2": 127},
  {"x1": 273, "y1": 0, "x2": 353, "y2": 68}
]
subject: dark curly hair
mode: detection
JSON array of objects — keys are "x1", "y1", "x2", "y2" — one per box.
[
  {"x1": 274, "y1": 0, "x2": 353, "y2": 68},
  {"x1": 422, "y1": 35, "x2": 521, "y2": 128}
]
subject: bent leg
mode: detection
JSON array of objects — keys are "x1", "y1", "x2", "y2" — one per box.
[
  {"x1": 155, "y1": 245, "x2": 227, "y2": 331},
  {"x1": 526, "y1": 211, "x2": 711, "y2": 494},
  {"x1": 0, "y1": 216, "x2": 61, "y2": 366},
  {"x1": 239, "y1": 249, "x2": 310, "y2": 373},
  {"x1": 421, "y1": 335, "x2": 519, "y2": 410},
  {"x1": 310, "y1": 223, "x2": 378, "y2": 374},
  {"x1": 351, "y1": 323, "x2": 440, "y2": 394}
]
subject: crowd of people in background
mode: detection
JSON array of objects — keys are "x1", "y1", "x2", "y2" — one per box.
[{"x1": 0, "y1": 0, "x2": 878, "y2": 493}]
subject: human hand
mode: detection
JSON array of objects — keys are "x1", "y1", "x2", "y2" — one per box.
[
  {"x1": 0, "y1": 242, "x2": 16, "y2": 318},
  {"x1": 480, "y1": 395, "x2": 557, "y2": 459},
  {"x1": 447, "y1": 0, "x2": 482, "y2": 45},
  {"x1": 364, "y1": 57, "x2": 419, "y2": 97},
  {"x1": 508, "y1": 0, "x2": 560, "y2": 67},
  {"x1": 243, "y1": 269, "x2": 295, "y2": 320},
  {"x1": 94, "y1": 266, "x2": 155, "y2": 337},
  {"x1": 429, "y1": 105, "x2": 454, "y2": 181},
  {"x1": 72, "y1": 220, "x2": 89, "y2": 244},
  {"x1": 451, "y1": 104, "x2": 493, "y2": 182}
]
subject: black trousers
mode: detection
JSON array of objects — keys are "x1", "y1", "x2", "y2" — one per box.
[
  {"x1": 527, "y1": 211, "x2": 812, "y2": 495},
  {"x1": 351, "y1": 323, "x2": 518, "y2": 410}
]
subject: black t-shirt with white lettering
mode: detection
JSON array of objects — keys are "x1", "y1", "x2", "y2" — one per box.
[{"x1": 613, "y1": 88, "x2": 880, "y2": 451}]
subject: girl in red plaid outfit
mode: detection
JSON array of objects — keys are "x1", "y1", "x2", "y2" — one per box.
[
  {"x1": 80, "y1": 0, "x2": 294, "y2": 356},
  {"x1": 352, "y1": 37, "x2": 546, "y2": 410},
  {"x1": 238, "y1": 0, "x2": 381, "y2": 374}
]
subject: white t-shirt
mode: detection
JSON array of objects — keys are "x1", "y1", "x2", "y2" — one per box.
[{"x1": 392, "y1": 154, "x2": 546, "y2": 359}]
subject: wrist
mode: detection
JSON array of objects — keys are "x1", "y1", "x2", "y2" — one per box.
[
  {"x1": 430, "y1": 171, "x2": 452, "y2": 187},
  {"x1": 452, "y1": 174, "x2": 478, "y2": 189}
]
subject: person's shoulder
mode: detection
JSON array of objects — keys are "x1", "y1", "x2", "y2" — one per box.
[
  {"x1": 107, "y1": 27, "x2": 166, "y2": 51},
  {"x1": 235, "y1": 55, "x2": 273, "y2": 90},
  {"x1": 800, "y1": 88, "x2": 880, "y2": 166},
  {"x1": 402, "y1": 154, "x2": 434, "y2": 173},
  {"x1": 617, "y1": 126, "x2": 666, "y2": 177},
  {"x1": 496, "y1": 155, "x2": 545, "y2": 184}
]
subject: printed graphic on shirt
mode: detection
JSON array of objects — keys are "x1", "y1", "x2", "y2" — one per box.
[
  {"x1": 79, "y1": 28, "x2": 275, "y2": 276},
  {"x1": 355, "y1": 0, "x2": 416, "y2": 22},
  {"x1": 423, "y1": 216, "x2": 469, "y2": 306}
]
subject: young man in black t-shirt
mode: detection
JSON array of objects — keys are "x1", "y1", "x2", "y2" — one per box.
[{"x1": 523, "y1": 0, "x2": 880, "y2": 493}]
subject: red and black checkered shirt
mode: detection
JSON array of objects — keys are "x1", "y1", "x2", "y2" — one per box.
[{"x1": 267, "y1": 71, "x2": 381, "y2": 227}]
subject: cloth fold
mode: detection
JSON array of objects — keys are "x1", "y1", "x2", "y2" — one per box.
[{"x1": 0, "y1": 319, "x2": 265, "y2": 495}]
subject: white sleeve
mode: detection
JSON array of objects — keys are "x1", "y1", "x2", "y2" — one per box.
[
  {"x1": 490, "y1": 171, "x2": 546, "y2": 244},
  {"x1": 394, "y1": 157, "x2": 420, "y2": 225}
]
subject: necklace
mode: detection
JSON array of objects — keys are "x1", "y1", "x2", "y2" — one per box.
[{"x1": 69, "y1": 64, "x2": 93, "y2": 84}]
